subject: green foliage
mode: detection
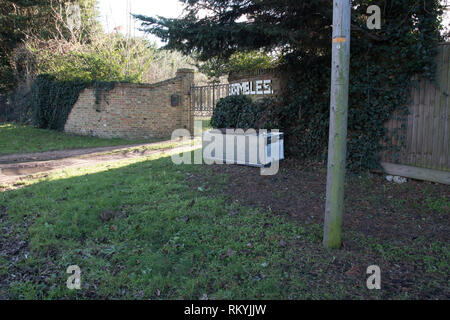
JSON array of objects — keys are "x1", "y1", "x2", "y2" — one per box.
[
  {"x1": 145, "y1": 48, "x2": 198, "y2": 83},
  {"x1": 251, "y1": 97, "x2": 281, "y2": 130},
  {"x1": 30, "y1": 75, "x2": 117, "y2": 131},
  {"x1": 198, "y1": 50, "x2": 277, "y2": 78},
  {"x1": 211, "y1": 95, "x2": 255, "y2": 129},
  {"x1": 135, "y1": 1, "x2": 333, "y2": 61},
  {"x1": 426, "y1": 196, "x2": 450, "y2": 213},
  {"x1": 227, "y1": 51, "x2": 276, "y2": 72},
  {"x1": 37, "y1": 51, "x2": 125, "y2": 83},
  {"x1": 0, "y1": 53, "x2": 14, "y2": 93},
  {"x1": 275, "y1": 0, "x2": 444, "y2": 170},
  {"x1": 0, "y1": 0, "x2": 99, "y2": 94},
  {"x1": 29, "y1": 33, "x2": 199, "y2": 84},
  {"x1": 211, "y1": 95, "x2": 280, "y2": 130},
  {"x1": 32, "y1": 34, "x2": 158, "y2": 83},
  {"x1": 139, "y1": 0, "x2": 445, "y2": 171},
  {"x1": 31, "y1": 75, "x2": 87, "y2": 131}
]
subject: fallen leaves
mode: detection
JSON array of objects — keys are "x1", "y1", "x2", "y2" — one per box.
[
  {"x1": 187, "y1": 199, "x2": 195, "y2": 207},
  {"x1": 279, "y1": 239, "x2": 288, "y2": 247},
  {"x1": 99, "y1": 210, "x2": 124, "y2": 223},
  {"x1": 178, "y1": 215, "x2": 190, "y2": 222},
  {"x1": 345, "y1": 264, "x2": 361, "y2": 276},
  {"x1": 219, "y1": 248, "x2": 236, "y2": 259}
]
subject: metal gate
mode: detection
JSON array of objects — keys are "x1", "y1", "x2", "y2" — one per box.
[{"x1": 190, "y1": 83, "x2": 230, "y2": 117}]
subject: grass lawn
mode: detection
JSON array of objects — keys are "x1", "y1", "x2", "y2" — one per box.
[
  {"x1": 0, "y1": 123, "x2": 156, "y2": 155},
  {"x1": 1, "y1": 152, "x2": 308, "y2": 299},
  {"x1": 0, "y1": 150, "x2": 448, "y2": 299}
]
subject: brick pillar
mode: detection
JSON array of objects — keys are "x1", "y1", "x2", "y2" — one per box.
[{"x1": 176, "y1": 68, "x2": 195, "y2": 134}]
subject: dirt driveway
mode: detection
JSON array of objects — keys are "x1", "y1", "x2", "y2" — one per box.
[{"x1": 0, "y1": 139, "x2": 193, "y2": 186}]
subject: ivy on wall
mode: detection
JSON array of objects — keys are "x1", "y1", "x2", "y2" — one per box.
[
  {"x1": 276, "y1": 7, "x2": 443, "y2": 171},
  {"x1": 31, "y1": 75, "x2": 117, "y2": 131},
  {"x1": 249, "y1": 3, "x2": 444, "y2": 171}
]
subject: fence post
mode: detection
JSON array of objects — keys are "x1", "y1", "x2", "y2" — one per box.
[{"x1": 212, "y1": 84, "x2": 216, "y2": 112}]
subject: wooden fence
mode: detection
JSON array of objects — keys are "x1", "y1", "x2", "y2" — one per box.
[{"x1": 382, "y1": 43, "x2": 450, "y2": 184}]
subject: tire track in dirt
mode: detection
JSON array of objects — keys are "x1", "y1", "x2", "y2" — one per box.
[
  {"x1": 0, "y1": 140, "x2": 175, "y2": 164},
  {"x1": 0, "y1": 139, "x2": 198, "y2": 187}
]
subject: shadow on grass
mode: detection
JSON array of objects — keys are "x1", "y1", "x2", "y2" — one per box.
[
  {"x1": 0, "y1": 154, "x2": 318, "y2": 299},
  {"x1": 0, "y1": 153, "x2": 448, "y2": 300}
]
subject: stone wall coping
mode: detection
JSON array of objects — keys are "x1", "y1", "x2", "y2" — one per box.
[
  {"x1": 176, "y1": 68, "x2": 195, "y2": 73},
  {"x1": 83, "y1": 77, "x2": 180, "y2": 91},
  {"x1": 84, "y1": 68, "x2": 195, "y2": 91}
]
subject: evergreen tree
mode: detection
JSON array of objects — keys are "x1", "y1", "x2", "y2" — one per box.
[
  {"x1": 136, "y1": 0, "x2": 445, "y2": 171},
  {"x1": 134, "y1": 0, "x2": 333, "y2": 61}
]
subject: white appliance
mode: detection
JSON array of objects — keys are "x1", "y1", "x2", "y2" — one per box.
[{"x1": 202, "y1": 130, "x2": 284, "y2": 167}]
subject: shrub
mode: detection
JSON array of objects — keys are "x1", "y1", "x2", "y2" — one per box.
[
  {"x1": 211, "y1": 95, "x2": 281, "y2": 130},
  {"x1": 197, "y1": 51, "x2": 278, "y2": 79},
  {"x1": 211, "y1": 95, "x2": 254, "y2": 129}
]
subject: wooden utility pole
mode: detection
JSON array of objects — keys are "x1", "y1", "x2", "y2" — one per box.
[{"x1": 323, "y1": 0, "x2": 351, "y2": 248}]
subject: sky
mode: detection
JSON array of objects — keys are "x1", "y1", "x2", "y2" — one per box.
[{"x1": 97, "y1": 0, "x2": 184, "y2": 45}]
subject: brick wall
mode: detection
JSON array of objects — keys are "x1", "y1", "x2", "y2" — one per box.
[{"x1": 64, "y1": 69, "x2": 195, "y2": 139}]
